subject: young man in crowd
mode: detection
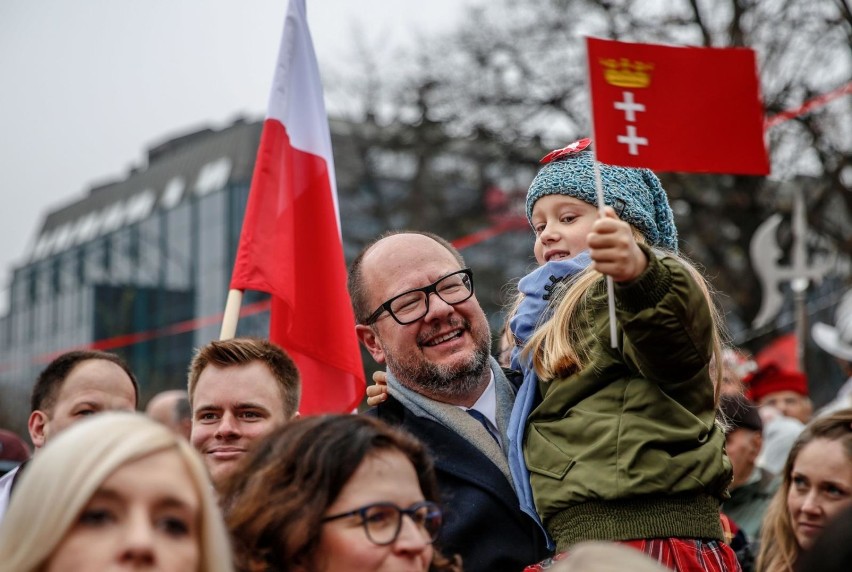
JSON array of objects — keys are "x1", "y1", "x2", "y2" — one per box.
[{"x1": 188, "y1": 337, "x2": 300, "y2": 490}]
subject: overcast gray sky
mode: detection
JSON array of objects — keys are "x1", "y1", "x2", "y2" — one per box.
[{"x1": 0, "y1": 0, "x2": 474, "y2": 311}]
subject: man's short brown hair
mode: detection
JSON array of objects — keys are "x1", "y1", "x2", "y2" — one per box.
[
  {"x1": 31, "y1": 350, "x2": 139, "y2": 414},
  {"x1": 187, "y1": 338, "x2": 301, "y2": 418}
]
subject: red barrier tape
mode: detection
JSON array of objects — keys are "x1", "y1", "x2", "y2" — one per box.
[
  {"x1": 765, "y1": 81, "x2": 851, "y2": 129},
  {"x1": 9, "y1": 220, "x2": 528, "y2": 372},
  {"x1": 27, "y1": 299, "x2": 272, "y2": 367}
]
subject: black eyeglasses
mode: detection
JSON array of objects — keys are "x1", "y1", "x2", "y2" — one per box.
[
  {"x1": 363, "y1": 269, "x2": 474, "y2": 325},
  {"x1": 321, "y1": 501, "x2": 443, "y2": 546}
]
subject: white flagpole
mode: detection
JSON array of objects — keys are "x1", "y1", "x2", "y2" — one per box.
[
  {"x1": 586, "y1": 37, "x2": 618, "y2": 349},
  {"x1": 219, "y1": 289, "x2": 243, "y2": 340},
  {"x1": 593, "y1": 161, "x2": 619, "y2": 349}
]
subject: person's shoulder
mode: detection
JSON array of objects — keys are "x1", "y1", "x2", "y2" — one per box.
[
  {"x1": 365, "y1": 394, "x2": 407, "y2": 425},
  {"x1": 0, "y1": 465, "x2": 17, "y2": 521},
  {"x1": 0, "y1": 466, "x2": 18, "y2": 490}
]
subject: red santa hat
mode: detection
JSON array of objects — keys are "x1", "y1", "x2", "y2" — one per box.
[{"x1": 744, "y1": 362, "x2": 809, "y2": 403}]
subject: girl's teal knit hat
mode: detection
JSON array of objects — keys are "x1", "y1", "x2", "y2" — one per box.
[{"x1": 526, "y1": 138, "x2": 678, "y2": 252}]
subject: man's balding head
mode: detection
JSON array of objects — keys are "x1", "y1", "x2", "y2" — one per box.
[
  {"x1": 146, "y1": 389, "x2": 192, "y2": 439},
  {"x1": 349, "y1": 230, "x2": 465, "y2": 324}
]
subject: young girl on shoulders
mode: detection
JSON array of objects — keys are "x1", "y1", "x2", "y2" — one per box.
[{"x1": 508, "y1": 139, "x2": 737, "y2": 571}]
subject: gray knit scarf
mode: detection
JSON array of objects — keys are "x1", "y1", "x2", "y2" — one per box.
[{"x1": 386, "y1": 356, "x2": 516, "y2": 486}]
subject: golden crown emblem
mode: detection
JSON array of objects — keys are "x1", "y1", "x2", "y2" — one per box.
[{"x1": 600, "y1": 58, "x2": 654, "y2": 88}]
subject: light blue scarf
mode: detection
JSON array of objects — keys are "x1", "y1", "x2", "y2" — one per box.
[{"x1": 507, "y1": 252, "x2": 591, "y2": 548}]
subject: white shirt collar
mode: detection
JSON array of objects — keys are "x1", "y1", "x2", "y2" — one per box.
[{"x1": 458, "y1": 370, "x2": 498, "y2": 428}]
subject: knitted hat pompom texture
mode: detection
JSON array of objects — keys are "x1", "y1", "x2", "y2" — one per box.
[{"x1": 525, "y1": 143, "x2": 679, "y2": 252}]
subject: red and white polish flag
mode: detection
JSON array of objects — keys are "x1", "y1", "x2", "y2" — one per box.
[
  {"x1": 587, "y1": 37, "x2": 770, "y2": 175},
  {"x1": 230, "y1": 0, "x2": 365, "y2": 413}
]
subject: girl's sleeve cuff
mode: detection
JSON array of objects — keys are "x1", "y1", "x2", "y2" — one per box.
[{"x1": 614, "y1": 243, "x2": 673, "y2": 313}]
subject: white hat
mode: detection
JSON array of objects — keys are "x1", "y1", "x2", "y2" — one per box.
[{"x1": 812, "y1": 290, "x2": 852, "y2": 362}]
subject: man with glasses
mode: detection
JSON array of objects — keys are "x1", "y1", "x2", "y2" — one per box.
[{"x1": 349, "y1": 230, "x2": 551, "y2": 572}]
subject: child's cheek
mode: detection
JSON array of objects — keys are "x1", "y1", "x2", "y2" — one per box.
[{"x1": 533, "y1": 238, "x2": 546, "y2": 265}]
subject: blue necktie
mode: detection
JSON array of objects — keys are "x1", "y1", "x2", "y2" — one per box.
[{"x1": 467, "y1": 408, "x2": 500, "y2": 444}]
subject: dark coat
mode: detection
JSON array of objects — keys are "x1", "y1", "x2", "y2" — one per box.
[{"x1": 368, "y1": 395, "x2": 551, "y2": 572}]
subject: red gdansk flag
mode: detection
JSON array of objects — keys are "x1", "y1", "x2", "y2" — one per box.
[
  {"x1": 587, "y1": 37, "x2": 770, "y2": 175},
  {"x1": 230, "y1": 0, "x2": 365, "y2": 413}
]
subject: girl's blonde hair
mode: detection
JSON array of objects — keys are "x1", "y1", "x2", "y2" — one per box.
[
  {"x1": 511, "y1": 244, "x2": 726, "y2": 404},
  {"x1": 0, "y1": 412, "x2": 234, "y2": 572},
  {"x1": 756, "y1": 408, "x2": 852, "y2": 572}
]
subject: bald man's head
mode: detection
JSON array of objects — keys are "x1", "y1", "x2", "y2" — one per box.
[{"x1": 145, "y1": 389, "x2": 191, "y2": 439}]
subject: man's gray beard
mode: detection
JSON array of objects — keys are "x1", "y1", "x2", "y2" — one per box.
[{"x1": 386, "y1": 338, "x2": 492, "y2": 400}]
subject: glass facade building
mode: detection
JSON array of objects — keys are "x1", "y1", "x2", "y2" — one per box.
[{"x1": 0, "y1": 120, "x2": 270, "y2": 431}]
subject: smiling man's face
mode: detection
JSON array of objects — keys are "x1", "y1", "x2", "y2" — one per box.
[
  {"x1": 355, "y1": 234, "x2": 491, "y2": 406},
  {"x1": 189, "y1": 361, "x2": 287, "y2": 488}
]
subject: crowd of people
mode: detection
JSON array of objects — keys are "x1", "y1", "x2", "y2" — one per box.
[{"x1": 1, "y1": 140, "x2": 851, "y2": 571}]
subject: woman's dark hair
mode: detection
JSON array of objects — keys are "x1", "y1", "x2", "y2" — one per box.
[{"x1": 220, "y1": 414, "x2": 461, "y2": 572}]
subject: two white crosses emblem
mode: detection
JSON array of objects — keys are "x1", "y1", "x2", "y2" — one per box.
[
  {"x1": 614, "y1": 93, "x2": 648, "y2": 155},
  {"x1": 601, "y1": 58, "x2": 654, "y2": 155}
]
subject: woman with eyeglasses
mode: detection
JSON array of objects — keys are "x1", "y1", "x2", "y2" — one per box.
[{"x1": 221, "y1": 414, "x2": 463, "y2": 572}]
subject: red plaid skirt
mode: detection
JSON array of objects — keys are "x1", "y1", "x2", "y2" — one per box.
[{"x1": 524, "y1": 538, "x2": 742, "y2": 572}]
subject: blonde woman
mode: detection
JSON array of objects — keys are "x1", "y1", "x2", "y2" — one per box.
[
  {"x1": 0, "y1": 412, "x2": 233, "y2": 572},
  {"x1": 757, "y1": 409, "x2": 852, "y2": 572}
]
